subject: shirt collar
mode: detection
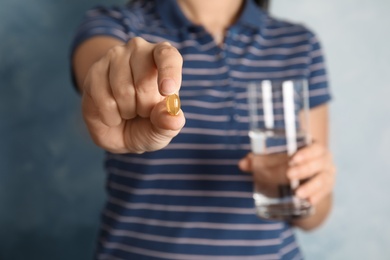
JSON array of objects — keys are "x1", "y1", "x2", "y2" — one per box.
[
  {"x1": 154, "y1": 0, "x2": 192, "y2": 30},
  {"x1": 237, "y1": 0, "x2": 266, "y2": 28},
  {"x1": 154, "y1": 0, "x2": 265, "y2": 30}
]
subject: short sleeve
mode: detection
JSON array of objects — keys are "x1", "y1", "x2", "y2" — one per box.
[
  {"x1": 306, "y1": 31, "x2": 332, "y2": 108},
  {"x1": 69, "y1": 6, "x2": 131, "y2": 91},
  {"x1": 70, "y1": 6, "x2": 130, "y2": 54}
]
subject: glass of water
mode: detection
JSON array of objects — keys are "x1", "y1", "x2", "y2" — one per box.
[{"x1": 247, "y1": 79, "x2": 314, "y2": 221}]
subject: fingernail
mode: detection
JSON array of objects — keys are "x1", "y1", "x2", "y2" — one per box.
[{"x1": 161, "y1": 79, "x2": 176, "y2": 95}]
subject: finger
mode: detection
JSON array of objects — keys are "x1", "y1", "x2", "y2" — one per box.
[
  {"x1": 129, "y1": 37, "x2": 163, "y2": 118},
  {"x1": 108, "y1": 45, "x2": 137, "y2": 120},
  {"x1": 123, "y1": 100, "x2": 186, "y2": 153},
  {"x1": 295, "y1": 169, "x2": 334, "y2": 205},
  {"x1": 310, "y1": 191, "x2": 331, "y2": 206},
  {"x1": 153, "y1": 41, "x2": 183, "y2": 95},
  {"x1": 82, "y1": 93, "x2": 125, "y2": 151},
  {"x1": 290, "y1": 142, "x2": 325, "y2": 166},
  {"x1": 287, "y1": 154, "x2": 326, "y2": 180},
  {"x1": 150, "y1": 99, "x2": 185, "y2": 134},
  {"x1": 238, "y1": 153, "x2": 254, "y2": 173},
  {"x1": 85, "y1": 58, "x2": 122, "y2": 127}
]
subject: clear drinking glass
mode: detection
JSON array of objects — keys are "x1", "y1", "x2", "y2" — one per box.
[{"x1": 247, "y1": 79, "x2": 314, "y2": 220}]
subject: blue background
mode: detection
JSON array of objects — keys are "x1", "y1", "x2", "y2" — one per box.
[
  {"x1": 0, "y1": 0, "x2": 126, "y2": 259},
  {"x1": 273, "y1": 0, "x2": 390, "y2": 259},
  {"x1": 1, "y1": 0, "x2": 389, "y2": 259}
]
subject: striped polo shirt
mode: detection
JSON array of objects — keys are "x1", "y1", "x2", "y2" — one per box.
[{"x1": 71, "y1": 0, "x2": 331, "y2": 259}]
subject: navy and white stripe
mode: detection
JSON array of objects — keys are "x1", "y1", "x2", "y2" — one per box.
[{"x1": 71, "y1": 0, "x2": 331, "y2": 259}]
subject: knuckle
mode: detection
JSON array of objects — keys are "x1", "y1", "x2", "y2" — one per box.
[
  {"x1": 100, "y1": 98, "x2": 118, "y2": 112},
  {"x1": 116, "y1": 85, "x2": 134, "y2": 99},
  {"x1": 134, "y1": 76, "x2": 157, "y2": 94},
  {"x1": 134, "y1": 78, "x2": 149, "y2": 92},
  {"x1": 89, "y1": 59, "x2": 104, "y2": 74},
  {"x1": 107, "y1": 46, "x2": 123, "y2": 59},
  {"x1": 156, "y1": 46, "x2": 183, "y2": 64},
  {"x1": 128, "y1": 37, "x2": 147, "y2": 49},
  {"x1": 156, "y1": 44, "x2": 178, "y2": 57},
  {"x1": 88, "y1": 61, "x2": 109, "y2": 84},
  {"x1": 160, "y1": 41, "x2": 172, "y2": 46}
]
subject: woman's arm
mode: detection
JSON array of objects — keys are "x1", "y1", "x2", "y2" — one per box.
[{"x1": 72, "y1": 36, "x2": 185, "y2": 154}]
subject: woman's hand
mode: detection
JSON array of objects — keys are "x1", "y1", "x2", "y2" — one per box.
[
  {"x1": 75, "y1": 37, "x2": 185, "y2": 154},
  {"x1": 239, "y1": 142, "x2": 336, "y2": 230},
  {"x1": 287, "y1": 142, "x2": 336, "y2": 207}
]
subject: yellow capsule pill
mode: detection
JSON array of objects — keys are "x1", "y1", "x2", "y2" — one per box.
[{"x1": 166, "y1": 93, "x2": 181, "y2": 116}]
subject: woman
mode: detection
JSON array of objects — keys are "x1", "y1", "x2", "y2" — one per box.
[{"x1": 71, "y1": 0, "x2": 335, "y2": 258}]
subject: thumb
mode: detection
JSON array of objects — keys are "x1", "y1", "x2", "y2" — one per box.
[
  {"x1": 150, "y1": 99, "x2": 185, "y2": 134},
  {"x1": 124, "y1": 98, "x2": 185, "y2": 153},
  {"x1": 238, "y1": 153, "x2": 254, "y2": 173}
]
